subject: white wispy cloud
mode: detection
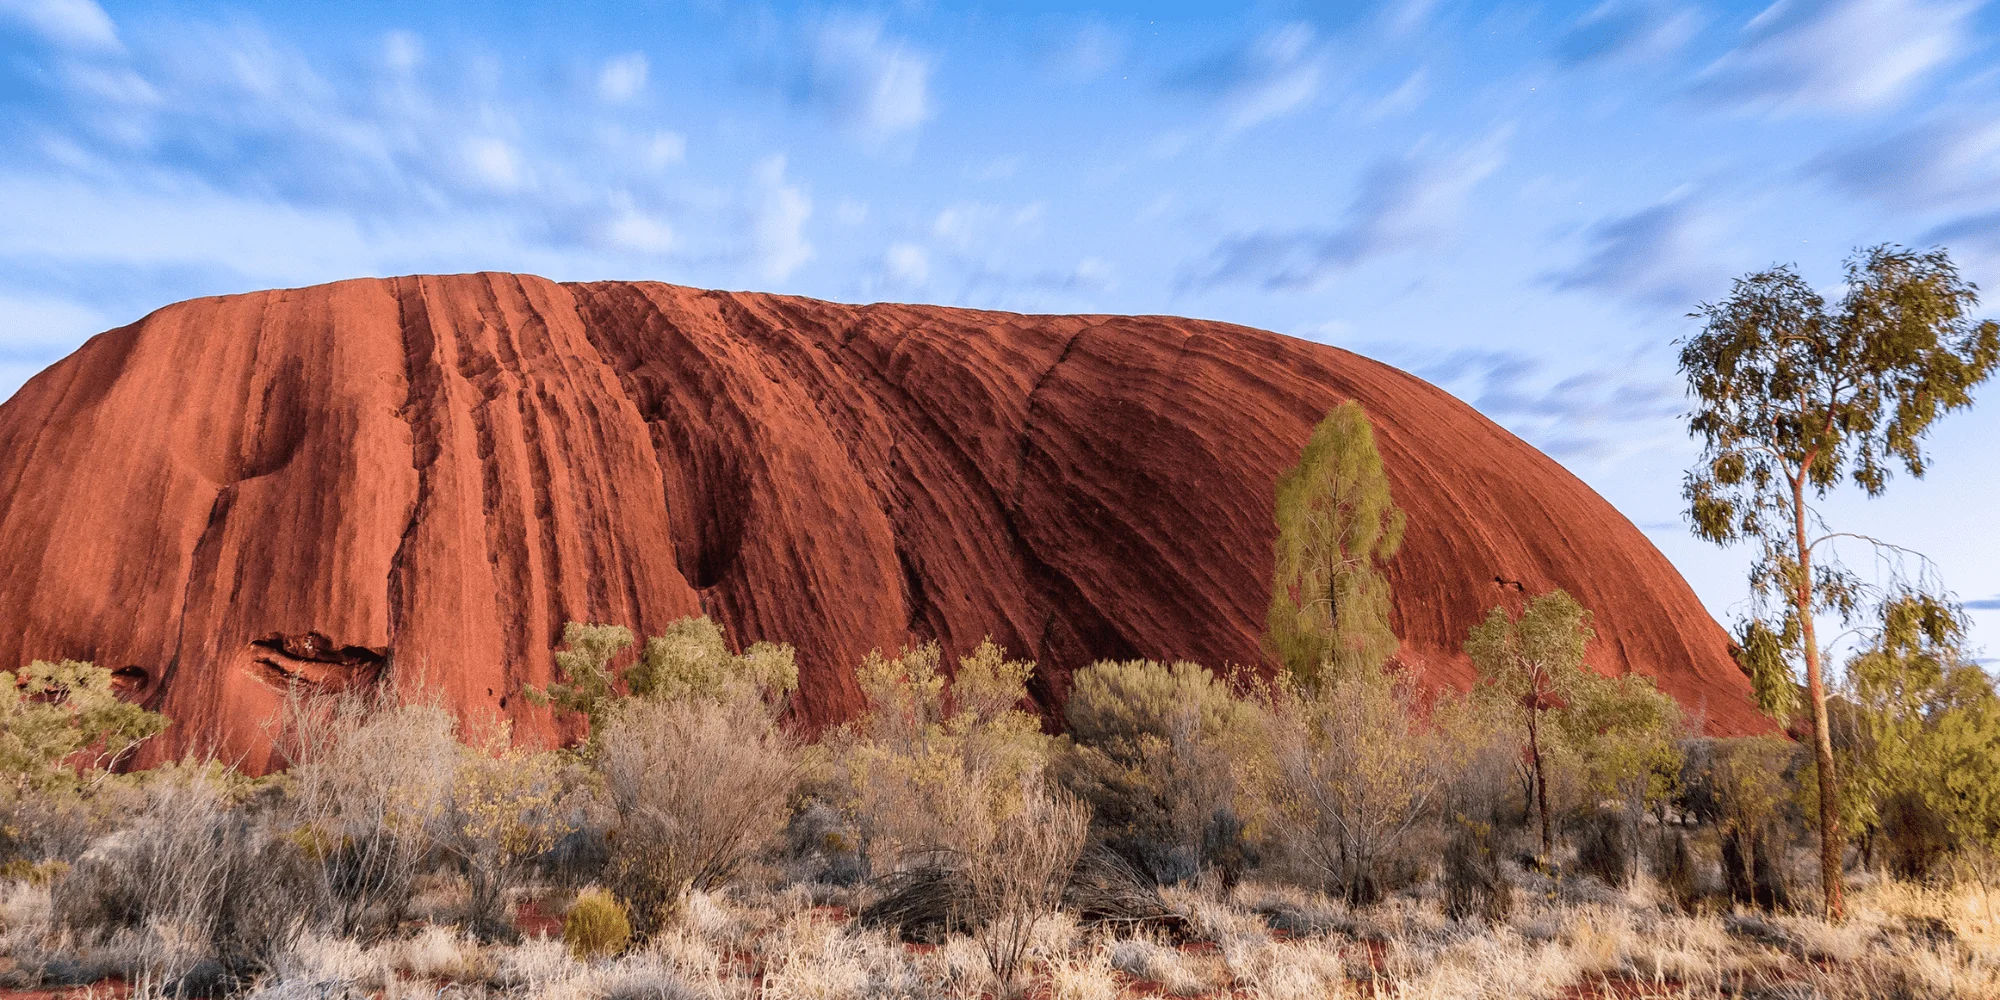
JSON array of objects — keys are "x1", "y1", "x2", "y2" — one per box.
[
  {"x1": 1811, "y1": 116, "x2": 2000, "y2": 212},
  {"x1": 882, "y1": 242, "x2": 930, "y2": 288},
  {"x1": 597, "y1": 52, "x2": 649, "y2": 103},
  {"x1": 0, "y1": 0, "x2": 120, "y2": 52},
  {"x1": 751, "y1": 155, "x2": 813, "y2": 281},
  {"x1": 1391, "y1": 346, "x2": 1690, "y2": 462},
  {"x1": 930, "y1": 201, "x2": 1045, "y2": 252},
  {"x1": 1545, "y1": 193, "x2": 1732, "y2": 307},
  {"x1": 1180, "y1": 131, "x2": 1509, "y2": 291},
  {"x1": 1167, "y1": 22, "x2": 1325, "y2": 130},
  {"x1": 1556, "y1": 0, "x2": 1700, "y2": 66},
  {"x1": 791, "y1": 14, "x2": 935, "y2": 144},
  {"x1": 1692, "y1": 0, "x2": 1977, "y2": 114}
]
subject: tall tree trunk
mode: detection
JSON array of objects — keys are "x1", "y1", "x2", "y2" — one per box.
[
  {"x1": 1794, "y1": 477, "x2": 1846, "y2": 920},
  {"x1": 1529, "y1": 712, "x2": 1551, "y2": 865}
]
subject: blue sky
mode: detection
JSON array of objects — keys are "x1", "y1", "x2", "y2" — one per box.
[{"x1": 1, "y1": 0, "x2": 1996, "y2": 666}]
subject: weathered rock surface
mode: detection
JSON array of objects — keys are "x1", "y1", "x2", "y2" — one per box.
[{"x1": 0, "y1": 274, "x2": 1764, "y2": 767}]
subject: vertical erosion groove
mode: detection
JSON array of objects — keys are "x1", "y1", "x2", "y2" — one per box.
[{"x1": 387, "y1": 276, "x2": 442, "y2": 651}]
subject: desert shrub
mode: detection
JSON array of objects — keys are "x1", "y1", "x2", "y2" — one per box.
[
  {"x1": 1653, "y1": 828, "x2": 1705, "y2": 913},
  {"x1": 831, "y1": 639, "x2": 1053, "y2": 862},
  {"x1": 1699, "y1": 735, "x2": 1798, "y2": 910},
  {"x1": 859, "y1": 862, "x2": 976, "y2": 942},
  {"x1": 1844, "y1": 613, "x2": 2000, "y2": 876},
  {"x1": 623, "y1": 615, "x2": 799, "y2": 705},
  {"x1": 1572, "y1": 807, "x2": 1633, "y2": 888},
  {"x1": 833, "y1": 639, "x2": 1086, "y2": 992},
  {"x1": 1062, "y1": 844, "x2": 1189, "y2": 937},
  {"x1": 598, "y1": 694, "x2": 800, "y2": 934},
  {"x1": 0, "y1": 857, "x2": 68, "y2": 885},
  {"x1": 1878, "y1": 790, "x2": 1956, "y2": 881},
  {"x1": 1, "y1": 660, "x2": 169, "y2": 797},
  {"x1": 532, "y1": 622, "x2": 637, "y2": 746},
  {"x1": 273, "y1": 685, "x2": 460, "y2": 934},
  {"x1": 52, "y1": 763, "x2": 311, "y2": 986},
  {"x1": 1057, "y1": 658, "x2": 1269, "y2": 885},
  {"x1": 1266, "y1": 665, "x2": 1472, "y2": 903},
  {"x1": 563, "y1": 887, "x2": 632, "y2": 960},
  {"x1": 963, "y1": 782, "x2": 1091, "y2": 994},
  {"x1": 781, "y1": 798, "x2": 866, "y2": 886},
  {"x1": 536, "y1": 823, "x2": 613, "y2": 890},
  {"x1": 441, "y1": 734, "x2": 576, "y2": 937},
  {"x1": 532, "y1": 615, "x2": 803, "y2": 935},
  {"x1": 1442, "y1": 819, "x2": 1513, "y2": 924},
  {"x1": 0, "y1": 661, "x2": 169, "y2": 867}
]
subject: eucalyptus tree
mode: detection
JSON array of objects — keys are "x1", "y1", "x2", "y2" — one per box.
[{"x1": 1679, "y1": 244, "x2": 1999, "y2": 918}]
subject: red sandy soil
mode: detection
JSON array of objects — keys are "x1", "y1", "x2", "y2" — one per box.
[
  {"x1": 0, "y1": 274, "x2": 1766, "y2": 769},
  {"x1": 0, "y1": 984, "x2": 129, "y2": 999}
]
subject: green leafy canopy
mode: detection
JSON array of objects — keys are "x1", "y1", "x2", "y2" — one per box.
[
  {"x1": 1, "y1": 660, "x2": 170, "y2": 798},
  {"x1": 530, "y1": 617, "x2": 798, "y2": 751},
  {"x1": 1679, "y1": 244, "x2": 1999, "y2": 708}
]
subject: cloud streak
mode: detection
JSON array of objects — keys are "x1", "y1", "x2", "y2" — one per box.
[
  {"x1": 790, "y1": 14, "x2": 935, "y2": 144},
  {"x1": 1180, "y1": 133, "x2": 1508, "y2": 291},
  {"x1": 1166, "y1": 23, "x2": 1325, "y2": 130},
  {"x1": 1545, "y1": 196, "x2": 1728, "y2": 308},
  {"x1": 1692, "y1": 0, "x2": 1976, "y2": 114},
  {"x1": 0, "y1": 0, "x2": 120, "y2": 52},
  {"x1": 1555, "y1": 0, "x2": 1699, "y2": 66},
  {"x1": 1811, "y1": 117, "x2": 2000, "y2": 212},
  {"x1": 1401, "y1": 347, "x2": 1689, "y2": 461}
]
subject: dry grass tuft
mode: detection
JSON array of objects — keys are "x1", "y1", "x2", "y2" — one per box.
[{"x1": 1107, "y1": 936, "x2": 1212, "y2": 996}]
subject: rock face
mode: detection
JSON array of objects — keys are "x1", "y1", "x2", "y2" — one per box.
[{"x1": 0, "y1": 274, "x2": 1764, "y2": 768}]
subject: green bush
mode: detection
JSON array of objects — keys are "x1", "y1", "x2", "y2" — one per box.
[
  {"x1": 1057, "y1": 658, "x2": 1267, "y2": 884},
  {"x1": 562, "y1": 886, "x2": 631, "y2": 960},
  {"x1": 1268, "y1": 666, "x2": 1473, "y2": 903},
  {"x1": 830, "y1": 639, "x2": 1053, "y2": 861}
]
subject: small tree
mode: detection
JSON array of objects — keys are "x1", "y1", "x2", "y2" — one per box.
[
  {"x1": 1268, "y1": 401, "x2": 1406, "y2": 687},
  {"x1": 1559, "y1": 669, "x2": 1685, "y2": 815},
  {"x1": 1, "y1": 660, "x2": 169, "y2": 799},
  {"x1": 533, "y1": 622, "x2": 637, "y2": 747},
  {"x1": 1465, "y1": 591, "x2": 1683, "y2": 867},
  {"x1": 1680, "y1": 244, "x2": 1999, "y2": 917},
  {"x1": 1464, "y1": 590, "x2": 1594, "y2": 863}
]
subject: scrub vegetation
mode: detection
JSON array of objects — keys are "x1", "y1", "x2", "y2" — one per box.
[{"x1": 0, "y1": 243, "x2": 1997, "y2": 998}]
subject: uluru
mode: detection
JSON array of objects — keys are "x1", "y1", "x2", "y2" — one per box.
[{"x1": 0, "y1": 273, "x2": 1763, "y2": 768}]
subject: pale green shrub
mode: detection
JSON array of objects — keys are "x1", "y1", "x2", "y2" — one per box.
[
  {"x1": 1059, "y1": 658, "x2": 1270, "y2": 884},
  {"x1": 563, "y1": 887, "x2": 630, "y2": 960}
]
